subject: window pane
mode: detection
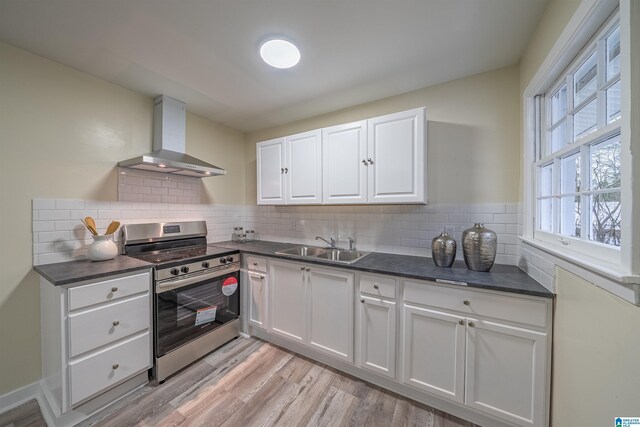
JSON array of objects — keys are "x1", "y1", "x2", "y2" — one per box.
[
  {"x1": 607, "y1": 80, "x2": 621, "y2": 123},
  {"x1": 574, "y1": 99, "x2": 597, "y2": 140},
  {"x1": 590, "y1": 137, "x2": 621, "y2": 190},
  {"x1": 560, "y1": 195, "x2": 581, "y2": 238},
  {"x1": 538, "y1": 198, "x2": 553, "y2": 232},
  {"x1": 574, "y1": 52, "x2": 597, "y2": 105},
  {"x1": 550, "y1": 121, "x2": 567, "y2": 153},
  {"x1": 551, "y1": 85, "x2": 567, "y2": 125},
  {"x1": 589, "y1": 192, "x2": 621, "y2": 246},
  {"x1": 539, "y1": 164, "x2": 553, "y2": 196},
  {"x1": 606, "y1": 25, "x2": 621, "y2": 80},
  {"x1": 561, "y1": 153, "x2": 581, "y2": 193}
]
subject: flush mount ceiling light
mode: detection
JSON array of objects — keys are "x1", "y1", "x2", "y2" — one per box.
[{"x1": 260, "y1": 39, "x2": 300, "y2": 69}]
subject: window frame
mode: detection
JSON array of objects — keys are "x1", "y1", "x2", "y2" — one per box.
[
  {"x1": 522, "y1": 0, "x2": 640, "y2": 287},
  {"x1": 533, "y1": 13, "x2": 622, "y2": 264}
]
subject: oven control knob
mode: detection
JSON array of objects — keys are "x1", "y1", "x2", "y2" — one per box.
[
  {"x1": 181, "y1": 266, "x2": 190, "y2": 274},
  {"x1": 170, "y1": 268, "x2": 180, "y2": 276},
  {"x1": 220, "y1": 257, "x2": 227, "y2": 264},
  {"x1": 202, "y1": 261, "x2": 210, "y2": 268},
  {"x1": 226, "y1": 256, "x2": 234, "y2": 263}
]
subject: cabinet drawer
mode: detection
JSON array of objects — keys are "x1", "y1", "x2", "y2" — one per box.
[
  {"x1": 68, "y1": 272, "x2": 150, "y2": 311},
  {"x1": 403, "y1": 281, "x2": 548, "y2": 328},
  {"x1": 360, "y1": 274, "x2": 396, "y2": 300},
  {"x1": 68, "y1": 332, "x2": 150, "y2": 406},
  {"x1": 68, "y1": 294, "x2": 150, "y2": 357},
  {"x1": 247, "y1": 256, "x2": 267, "y2": 273}
]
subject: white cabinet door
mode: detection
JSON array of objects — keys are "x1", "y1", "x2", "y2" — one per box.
[
  {"x1": 285, "y1": 130, "x2": 322, "y2": 204},
  {"x1": 269, "y1": 261, "x2": 306, "y2": 342},
  {"x1": 367, "y1": 107, "x2": 426, "y2": 204},
  {"x1": 248, "y1": 271, "x2": 268, "y2": 330},
  {"x1": 358, "y1": 296, "x2": 396, "y2": 378},
  {"x1": 322, "y1": 121, "x2": 367, "y2": 204},
  {"x1": 307, "y1": 266, "x2": 354, "y2": 362},
  {"x1": 465, "y1": 319, "x2": 547, "y2": 427},
  {"x1": 402, "y1": 305, "x2": 465, "y2": 403},
  {"x1": 257, "y1": 138, "x2": 286, "y2": 205}
]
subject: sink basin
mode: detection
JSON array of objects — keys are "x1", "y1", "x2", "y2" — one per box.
[
  {"x1": 315, "y1": 250, "x2": 370, "y2": 264},
  {"x1": 275, "y1": 246, "x2": 327, "y2": 257},
  {"x1": 275, "y1": 245, "x2": 369, "y2": 264}
]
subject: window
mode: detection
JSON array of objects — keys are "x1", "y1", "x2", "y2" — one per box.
[{"x1": 534, "y1": 15, "x2": 621, "y2": 257}]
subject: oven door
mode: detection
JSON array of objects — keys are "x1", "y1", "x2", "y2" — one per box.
[{"x1": 155, "y1": 266, "x2": 240, "y2": 357}]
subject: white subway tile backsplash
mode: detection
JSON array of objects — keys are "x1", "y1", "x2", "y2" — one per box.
[
  {"x1": 33, "y1": 199, "x2": 56, "y2": 209},
  {"x1": 33, "y1": 221, "x2": 55, "y2": 232},
  {"x1": 39, "y1": 210, "x2": 70, "y2": 221},
  {"x1": 118, "y1": 167, "x2": 201, "y2": 204}
]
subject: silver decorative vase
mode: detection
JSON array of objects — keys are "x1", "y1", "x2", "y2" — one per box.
[
  {"x1": 462, "y1": 223, "x2": 497, "y2": 272},
  {"x1": 431, "y1": 231, "x2": 456, "y2": 267}
]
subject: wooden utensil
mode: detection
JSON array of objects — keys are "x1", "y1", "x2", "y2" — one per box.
[
  {"x1": 84, "y1": 216, "x2": 99, "y2": 236},
  {"x1": 80, "y1": 218, "x2": 98, "y2": 236},
  {"x1": 105, "y1": 221, "x2": 121, "y2": 235}
]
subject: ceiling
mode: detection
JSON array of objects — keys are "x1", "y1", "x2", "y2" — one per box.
[{"x1": 0, "y1": 0, "x2": 549, "y2": 133}]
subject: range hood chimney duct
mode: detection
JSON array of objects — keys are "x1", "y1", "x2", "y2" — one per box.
[{"x1": 118, "y1": 95, "x2": 226, "y2": 177}]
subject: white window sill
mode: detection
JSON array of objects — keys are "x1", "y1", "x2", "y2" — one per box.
[{"x1": 520, "y1": 236, "x2": 640, "y2": 305}]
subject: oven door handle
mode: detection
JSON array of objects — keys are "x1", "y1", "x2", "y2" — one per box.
[{"x1": 156, "y1": 264, "x2": 239, "y2": 293}]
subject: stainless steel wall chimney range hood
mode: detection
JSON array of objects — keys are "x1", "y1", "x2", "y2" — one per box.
[{"x1": 119, "y1": 95, "x2": 227, "y2": 177}]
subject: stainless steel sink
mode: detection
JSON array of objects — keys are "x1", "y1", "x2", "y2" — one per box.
[
  {"x1": 275, "y1": 245, "x2": 369, "y2": 264},
  {"x1": 275, "y1": 246, "x2": 327, "y2": 257},
  {"x1": 315, "y1": 249, "x2": 370, "y2": 264}
]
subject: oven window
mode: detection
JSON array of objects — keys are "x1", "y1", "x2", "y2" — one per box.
[{"x1": 156, "y1": 272, "x2": 239, "y2": 356}]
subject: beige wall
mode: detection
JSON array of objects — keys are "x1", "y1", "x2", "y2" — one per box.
[
  {"x1": 0, "y1": 41, "x2": 245, "y2": 394},
  {"x1": 519, "y1": 0, "x2": 640, "y2": 424},
  {"x1": 552, "y1": 268, "x2": 640, "y2": 424},
  {"x1": 245, "y1": 65, "x2": 521, "y2": 206}
]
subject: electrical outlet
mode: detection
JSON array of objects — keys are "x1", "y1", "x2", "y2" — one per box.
[{"x1": 444, "y1": 226, "x2": 455, "y2": 236}]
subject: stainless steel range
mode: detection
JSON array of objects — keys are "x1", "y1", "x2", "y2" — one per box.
[{"x1": 122, "y1": 221, "x2": 240, "y2": 383}]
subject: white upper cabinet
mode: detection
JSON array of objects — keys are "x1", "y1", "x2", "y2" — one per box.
[
  {"x1": 322, "y1": 121, "x2": 368, "y2": 204},
  {"x1": 256, "y1": 138, "x2": 286, "y2": 205},
  {"x1": 285, "y1": 130, "x2": 322, "y2": 204},
  {"x1": 367, "y1": 107, "x2": 426, "y2": 204},
  {"x1": 257, "y1": 107, "x2": 426, "y2": 205}
]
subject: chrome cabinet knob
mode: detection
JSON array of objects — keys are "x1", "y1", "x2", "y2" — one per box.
[
  {"x1": 469, "y1": 322, "x2": 475, "y2": 328},
  {"x1": 284, "y1": 167, "x2": 288, "y2": 173},
  {"x1": 305, "y1": 267, "x2": 310, "y2": 272},
  {"x1": 463, "y1": 300, "x2": 470, "y2": 306},
  {"x1": 459, "y1": 319, "x2": 465, "y2": 325},
  {"x1": 281, "y1": 168, "x2": 285, "y2": 173},
  {"x1": 253, "y1": 262, "x2": 258, "y2": 266},
  {"x1": 373, "y1": 284, "x2": 379, "y2": 289},
  {"x1": 112, "y1": 320, "x2": 120, "y2": 326},
  {"x1": 367, "y1": 158, "x2": 374, "y2": 164},
  {"x1": 111, "y1": 287, "x2": 118, "y2": 292},
  {"x1": 362, "y1": 159, "x2": 368, "y2": 165},
  {"x1": 360, "y1": 299, "x2": 365, "y2": 303},
  {"x1": 300, "y1": 267, "x2": 305, "y2": 271},
  {"x1": 112, "y1": 363, "x2": 119, "y2": 370}
]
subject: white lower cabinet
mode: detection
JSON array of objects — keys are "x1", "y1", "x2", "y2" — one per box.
[
  {"x1": 465, "y1": 318, "x2": 547, "y2": 425},
  {"x1": 307, "y1": 267, "x2": 354, "y2": 362},
  {"x1": 358, "y1": 296, "x2": 396, "y2": 378},
  {"x1": 39, "y1": 269, "x2": 153, "y2": 421},
  {"x1": 247, "y1": 270, "x2": 268, "y2": 330},
  {"x1": 269, "y1": 260, "x2": 307, "y2": 342},
  {"x1": 402, "y1": 280, "x2": 550, "y2": 427},
  {"x1": 402, "y1": 305, "x2": 465, "y2": 402},
  {"x1": 256, "y1": 261, "x2": 551, "y2": 427},
  {"x1": 269, "y1": 259, "x2": 354, "y2": 362}
]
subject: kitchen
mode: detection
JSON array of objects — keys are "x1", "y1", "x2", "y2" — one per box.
[{"x1": 1, "y1": 0, "x2": 639, "y2": 426}]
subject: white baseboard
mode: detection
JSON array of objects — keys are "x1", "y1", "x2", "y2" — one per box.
[{"x1": 0, "y1": 380, "x2": 42, "y2": 417}]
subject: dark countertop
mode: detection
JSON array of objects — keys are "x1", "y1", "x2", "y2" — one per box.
[
  {"x1": 34, "y1": 256, "x2": 153, "y2": 286},
  {"x1": 213, "y1": 240, "x2": 554, "y2": 298}
]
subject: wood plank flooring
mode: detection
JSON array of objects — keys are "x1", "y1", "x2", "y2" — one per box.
[
  {"x1": 0, "y1": 398, "x2": 46, "y2": 427},
  {"x1": 1, "y1": 337, "x2": 479, "y2": 427}
]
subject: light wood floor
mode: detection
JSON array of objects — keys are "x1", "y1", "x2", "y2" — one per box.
[{"x1": 1, "y1": 337, "x2": 478, "y2": 427}]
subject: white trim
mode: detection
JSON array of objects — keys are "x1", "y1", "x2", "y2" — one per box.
[
  {"x1": 0, "y1": 380, "x2": 41, "y2": 415},
  {"x1": 520, "y1": 238, "x2": 638, "y2": 305}
]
